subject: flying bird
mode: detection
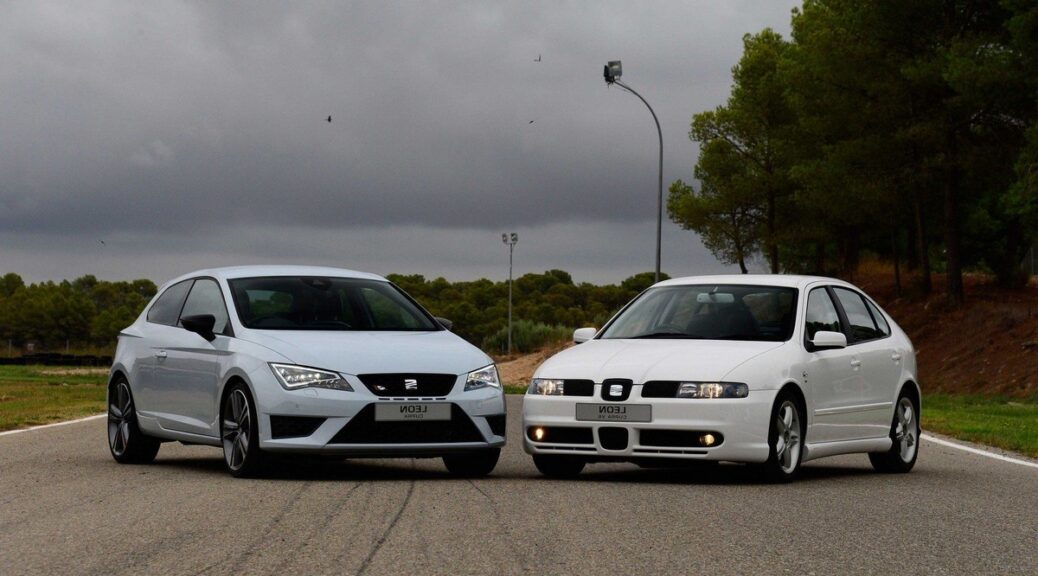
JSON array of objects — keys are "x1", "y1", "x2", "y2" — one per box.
[
  {"x1": 535, "y1": 54, "x2": 541, "y2": 62},
  {"x1": 98, "y1": 240, "x2": 105, "y2": 246},
  {"x1": 327, "y1": 115, "x2": 332, "y2": 123},
  {"x1": 528, "y1": 120, "x2": 534, "y2": 124}
]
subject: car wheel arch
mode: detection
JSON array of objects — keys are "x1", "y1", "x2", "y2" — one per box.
[{"x1": 895, "y1": 380, "x2": 921, "y2": 410}]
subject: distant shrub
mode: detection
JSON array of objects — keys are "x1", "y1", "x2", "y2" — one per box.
[{"x1": 482, "y1": 320, "x2": 571, "y2": 355}]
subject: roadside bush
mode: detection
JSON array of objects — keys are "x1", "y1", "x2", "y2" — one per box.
[{"x1": 481, "y1": 320, "x2": 571, "y2": 355}]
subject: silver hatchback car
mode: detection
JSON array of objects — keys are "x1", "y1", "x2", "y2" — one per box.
[{"x1": 107, "y1": 265, "x2": 506, "y2": 477}]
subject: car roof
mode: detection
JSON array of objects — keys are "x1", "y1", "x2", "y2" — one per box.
[
  {"x1": 654, "y1": 274, "x2": 855, "y2": 290},
  {"x1": 161, "y1": 265, "x2": 387, "y2": 288}
]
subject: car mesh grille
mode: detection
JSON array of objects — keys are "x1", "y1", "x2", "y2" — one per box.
[
  {"x1": 329, "y1": 404, "x2": 483, "y2": 444},
  {"x1": 270, "y1": 415, "x2": 326, "y2": 439},
  {"x1": 486, "y1": 414, "x2": 507, "y2": 436},
  {"x1": 357, "y1": 373, "x2": 457, "y2": 397}
]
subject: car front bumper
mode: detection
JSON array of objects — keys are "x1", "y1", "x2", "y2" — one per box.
[
  {"x1": 521, "y1": 388, "x2": 777, "y2": 463},
  {"x1": 252, "y1": 370, "x2": 506, "y2": 456}
]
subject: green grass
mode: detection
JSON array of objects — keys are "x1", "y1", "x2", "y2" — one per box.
[
  {"x1": 0, "y1": 365, "x2": 108, "y2": 432},
  {"x1": 504, "y1": 384, "x2": 527, "y2": 395},
  {"x1": 922, "y1": 393, "x2": 1038, "y2": 458}
]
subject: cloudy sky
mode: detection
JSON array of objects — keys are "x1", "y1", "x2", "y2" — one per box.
[{"x1": 1, "y1": 1, "x2": 799, "y2": 286}]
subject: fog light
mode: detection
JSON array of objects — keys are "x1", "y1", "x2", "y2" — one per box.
[
  {"x1": 700, "y1": 433, "x2": 716, "y2": 447},
  {"x1": 533, "y1": 427, "x2": 546, "y2": 441}
]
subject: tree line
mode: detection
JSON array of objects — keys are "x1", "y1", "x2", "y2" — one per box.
[
  {"x1": 0, "y1": 270, "x2": 662, "y2": 354},
  {"x1": 668, "y1": 0, "x2": 1038, "y2": 303},
  {"x1": 0, "y1": 273, "x2": 157, "y2": 353}
]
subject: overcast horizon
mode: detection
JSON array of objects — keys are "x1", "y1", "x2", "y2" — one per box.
[{"x1": 2, "y1": 1, "x2": 798, "y2": 287}]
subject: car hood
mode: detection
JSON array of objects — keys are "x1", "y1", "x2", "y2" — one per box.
[
  {"x1": 534, "y1": 339, "x2": 784, "y2": 383},
  {"x1": 239, "y1": 330, "x2": 492, "y2": 376}
]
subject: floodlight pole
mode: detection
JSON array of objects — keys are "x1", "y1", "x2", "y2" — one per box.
[
  {"x1": 502, "y1": 232, "x2": 518, "y2": 355},
  {"x1": 604, "y1": 60, "x2": 663, "y2": 284}
]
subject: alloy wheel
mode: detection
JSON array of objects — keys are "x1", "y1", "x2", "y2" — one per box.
[
  {"x1": 774, "y1": 400, "x2": 801, "y2": 474},
  {"x1": 108, "y1": 381, "x2": 134, "y2": 457},
  {"x1": 894, "y1": 397, "x2": 918, "y2": 463},
  {"x1": 222, "y1": 389, "x2": 251, "y2": 472}
]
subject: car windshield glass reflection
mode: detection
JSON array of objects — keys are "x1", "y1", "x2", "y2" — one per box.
[
  {"x1": 229, "y1": 276, "x2": 438, "y2": 331},
  {"x1": 600, "y1": 285, "x2": 797, "y2": 342}
]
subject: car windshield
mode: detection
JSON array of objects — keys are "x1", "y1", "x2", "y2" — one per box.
[
  {"x1": 228, "y1": 276, "x2": 439, "y2": 331},
  {"x1": 600, "y1": 284, "x2": 797, "y2": 342}
]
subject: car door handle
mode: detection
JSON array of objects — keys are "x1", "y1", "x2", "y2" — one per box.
[
  {"x1": 850, "y1": 359, "x2": 862, "y2": 368},
  {"x1": 155, "y1": 351, "x2": 168, "y2": 359},
  {"x1": 891, "y1": 353, "x2": 902, "y2": 362}
]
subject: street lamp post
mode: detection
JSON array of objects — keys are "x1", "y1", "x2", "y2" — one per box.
[
  {"x1": 502, "y1": 232, "x2": 518, "y2": 355},
  {"x1": 604, "y1": 60, "x2": 663, "y2": 284}
]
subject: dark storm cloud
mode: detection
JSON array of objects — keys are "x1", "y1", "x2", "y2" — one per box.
[{"x1": 1, "y1": 1, "x2": 797, "y2": 282}]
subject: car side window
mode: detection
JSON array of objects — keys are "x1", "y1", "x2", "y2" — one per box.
[
  {"x1": 805, "y1": 288, "x2": 841, "y2": 340},
  {"x1": 179, "y1": 278, "x2": 231, "y2": 335},
  {"x1": 865, "y1": 299, "x2": 891, "y2": 337},
  {"x1": 833, "y1": 287, "x2": 884, "y2": 342},
  {"x1": 146, "y1": 280, "x2": 193, "y2": 326}
]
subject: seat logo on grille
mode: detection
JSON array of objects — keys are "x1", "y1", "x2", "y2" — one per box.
[
  {"x1": 609, "y1": 384, "x2": 623, "y2": 397},
  {"x1": 404, "y1": 379, "x2": 418, "y2": 391}
]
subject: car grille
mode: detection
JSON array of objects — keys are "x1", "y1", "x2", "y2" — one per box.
[
  {"x1": 561, "y1": 379, "x2": 594, "y2": 396},
  {"x1": 600, "y1": 378, "x2": 633, "y2": 401},
  {"x1": 598, "y1": 427, "x2": 629, "y2": 450},
  {"x1": 270, "y1": 415, "x2": 326, "y2": 439},
  {"x1": 486, "y1": 414, "x2": 507, "y2": 436},
  {"x1": 357, "y1": 373, "x2": 457, "y2": 397},
  {"x1": 329, "y1": 404, "x2": 484, "y2": 444},
  {"x1": 641, "y1": 381, "x2": 682, "y2": 398},
  {"x1": 526, "y1": 426, "x2": 594, "y2": 444},
  {"x1": 639, "y1": 429, "x2": 724, "y2": 448}
]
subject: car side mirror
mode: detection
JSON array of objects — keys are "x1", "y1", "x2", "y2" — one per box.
[
  {"x1": 181, "y1": 314, "x2": 217, "y2": 342},
  {"x1": 435, "y1": 317, "x2": 453, "y2": 331},
  {"x1": 573, "y1": 327, "x2": 597, "y2": 344},
  {"x1": 810, "y1": 330, "x2": 847, "y2": 351}
]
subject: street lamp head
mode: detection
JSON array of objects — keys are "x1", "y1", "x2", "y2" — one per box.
[
  {"x1": 502, "y1": 233, "x2": 508, "y2": 243},
  {"x1": 604, "y1": 60, "x2": 622, "y2": 84},
  {"x1": 510, "y1": 232, "x2": 518, "y2": 244}
]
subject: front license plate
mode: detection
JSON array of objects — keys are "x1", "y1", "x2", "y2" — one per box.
[
  {"x1": 575, "y1": 403, "x2": 652, "y2": 423},
  {"x1": 374, "y1": 403, "x2": 451, "y2": 422}
]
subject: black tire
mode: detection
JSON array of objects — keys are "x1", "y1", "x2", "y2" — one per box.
[
  {"x1": 760, "y1": 392, "x2": 804, "y2": 483},
  {"x1": 443, "y1": 448, "x2": 501, "y2": 477},
  {"x1": 532, "y1": 454, "x2": 585, "y2": 478},
  {"x1": 107, "y1": 376, "x2": 160, "y2": 464},
  {"x1": 869, "y1": 391, "x2": 920, "y2": 473},
  {"x1": 221, "y1": 382, "x2": 265, "y2": 478}
]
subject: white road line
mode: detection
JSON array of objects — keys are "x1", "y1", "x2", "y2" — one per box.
[
  {"x1": 922, "y1": 433, "x2": 1038, "y2": 470},
  {"x1": 0, "y1": 413, "x2": 106, "y2": 437}
]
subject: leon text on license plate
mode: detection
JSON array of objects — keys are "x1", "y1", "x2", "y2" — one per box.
[
  {"x1": 575, "y1": 403, "x2": 651, "y2": 423},
  {"x1": 375, "y1": 403, "x2": 451, "y2": 422}
]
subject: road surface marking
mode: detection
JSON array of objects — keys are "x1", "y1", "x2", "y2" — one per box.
[
  {"x1": 922, "y1": 433, "x2": 1038, "y2": 470},
  {"x1": 0, "y1": 413, "x2": 106, "y2": 437}
]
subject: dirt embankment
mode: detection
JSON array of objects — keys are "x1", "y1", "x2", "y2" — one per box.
[
  {"x1": 856, "y1": 272, "x2": 1038, "y2": 398},
  {"x1": 496, "y1": 272, "x2": 1038, "y2": 398}
]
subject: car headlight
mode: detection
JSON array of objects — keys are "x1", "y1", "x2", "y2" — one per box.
[
  {"x1": 269, "y1": 363, "x2": 353, "y2": 391},
  {"x1": 528, "y1": 378, "x2": 565, "y2": 395},
  {"x1": 676, "y1": 382, "x2": 749, "y2": 399},
  {"x1": 465, "y1": 365, "x2": 501, "y2": 391}
]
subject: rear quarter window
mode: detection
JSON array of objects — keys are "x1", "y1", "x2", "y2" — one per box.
[{"x1": 146, "y1": 280, "x2": 193, "y2": 326}]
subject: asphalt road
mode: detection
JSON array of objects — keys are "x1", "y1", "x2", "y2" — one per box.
[{"x1": 1, "y1": 396, "x2": 1036, "y2": 575}]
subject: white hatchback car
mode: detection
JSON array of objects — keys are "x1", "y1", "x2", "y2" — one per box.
[
  {"x1": 523, "y1": 275, "x2": 920, "y2": 482},
  {"x1": 107, "y1": 265, "x2": 505, "y2": 477}
]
